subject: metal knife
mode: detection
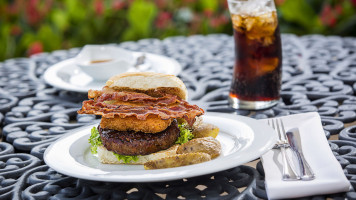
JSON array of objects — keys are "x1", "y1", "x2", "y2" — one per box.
[{"x1": 286, "y1": 128, "x2": 315, "y2": 180}]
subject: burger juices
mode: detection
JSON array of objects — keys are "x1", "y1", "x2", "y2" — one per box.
[{"x1": 78, "y1": 72, "x2": 204, "y2": 164}]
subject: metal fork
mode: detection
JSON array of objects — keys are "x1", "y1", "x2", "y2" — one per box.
[{"x1": 268, "y1": 118, "x2": 301, "y2": 181}]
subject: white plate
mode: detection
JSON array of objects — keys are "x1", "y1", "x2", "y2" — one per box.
[
  {"x1": 44, "y1": 113, "x2": 277, "y2": 182},
  {"x1": 43, "y1": 52, "x2": 182, "y2": 93}
]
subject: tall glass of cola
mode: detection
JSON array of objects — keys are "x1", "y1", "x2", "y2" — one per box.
[{"x1": 227, "y1": 0, "x2": 282, "y2": 110}]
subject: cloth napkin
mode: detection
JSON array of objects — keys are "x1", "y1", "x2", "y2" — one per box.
[{"x1": 261, "y1": 112, "x2": 350, "y2": 199}]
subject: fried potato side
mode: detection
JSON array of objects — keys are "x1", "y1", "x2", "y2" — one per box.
[
  {"x1": 178, "y1": 116, "x2": 203, "y2": 128},
  {"x1": 176, "y1": 137, "x2": 221, "y2": 158},
  {"x1": 144, "y1": 152, "x2": 211, "y2": 170},
  {"x1": 192, "y1": 116, "x2": 203, "y2": 129},
  {"x1": 192, "y1": 123, "x2": 220, "y2": 138}
]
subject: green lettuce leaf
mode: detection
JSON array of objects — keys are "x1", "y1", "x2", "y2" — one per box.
[
  {"x1": 113, "y1": 153, "x2": 139, "y2": 164},
  {"x1": 175, "y1": 122, "x2": 194, "y2": 144},
  {"x1": 88, "y1": 127, "x2": 139, "y2": 163},
  {"x1": 89, "y1": 121, "x2": 194, "y2": 163},
  {"x1": 88, "y1": 127, "x2": 102, "y2": 154}
]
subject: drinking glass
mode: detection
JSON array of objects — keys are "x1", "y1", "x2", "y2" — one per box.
[{"x1": 227, "y1": 0, "x2": 282, "y2": 110}]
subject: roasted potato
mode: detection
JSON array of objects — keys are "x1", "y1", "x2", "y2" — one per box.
[
  {"x1": 144, "y1": 152, "x2": 211, "y2": 169},
  {"x1": 192, "y1": 123, "x2": 220, "y2": 138},
  {"x1": 192, "y1": 116, "x2": 203, "y2": 128},
  {"x1": 176, "y1": 137, "x2": 221, "y2": 158},
  {"x1": 179, "y1": 116, "x2": 203, "y2": 128}
]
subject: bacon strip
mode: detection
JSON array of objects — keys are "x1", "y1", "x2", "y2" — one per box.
[
  {"x1": 78, "y1": 91, "x2": 204, "y2": 126},
  {"x1": 96, "y1": 92, "x2": 178, "y2": 106}
]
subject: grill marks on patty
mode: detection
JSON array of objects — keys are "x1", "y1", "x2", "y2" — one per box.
[{"x1": 98, "y1": 120, "x2": 180, "y2": 156}]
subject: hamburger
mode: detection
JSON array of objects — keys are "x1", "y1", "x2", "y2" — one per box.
[{"x1": 78, "y1": 72, "x2": 205, "y2": 164}]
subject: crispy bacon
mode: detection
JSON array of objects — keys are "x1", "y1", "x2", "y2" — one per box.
[
  {"x1": 78, "y1": 91, "x2": 204, "y2": 126},
  {"x1": 95, "y1": 91, "x2": 178, "y2": 106}
]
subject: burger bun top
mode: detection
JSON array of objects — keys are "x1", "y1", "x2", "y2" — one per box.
[{"x1": 106, "y1": 72, "x2": 188, "y2": 100}]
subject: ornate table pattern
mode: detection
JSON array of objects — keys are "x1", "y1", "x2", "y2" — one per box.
[{"x1": 0, "y1": 34, "x2": 356, "y2": 199}]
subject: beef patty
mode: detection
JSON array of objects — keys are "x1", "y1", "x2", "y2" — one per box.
[{"x1": 98, "y1": 120, "x2": 180, "y2": 156}]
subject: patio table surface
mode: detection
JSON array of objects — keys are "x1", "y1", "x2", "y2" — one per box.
[{"x1": 0, "y1": 34, "x2": 356, "y2": 199}]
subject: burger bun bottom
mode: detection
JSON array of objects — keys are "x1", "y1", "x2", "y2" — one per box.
[{"x1": 97, "y1": 145, "x2": 179, "y2": 164}]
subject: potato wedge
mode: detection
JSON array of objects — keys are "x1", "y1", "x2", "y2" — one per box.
[
  {"x1": 176, "y1": 137, "x2": 221, "y2": 158},
  {"x1": 192, "y1": 123, "x2": 219, "y2": 138},
  {"x1": 144, "y1": 152, "x2": 211, "y2": 170},
  {"x1": 192, "y1": 116, "x2": 203, "y2": 129}
]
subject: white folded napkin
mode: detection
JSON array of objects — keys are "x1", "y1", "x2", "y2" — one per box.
[{"x1": 261, "y1": 112, "x2": 350, "y2": 199}]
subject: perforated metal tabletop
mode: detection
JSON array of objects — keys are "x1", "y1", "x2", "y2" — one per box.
[{"x1": 0, "y1": 34, "x2": 356, "y2": 199}]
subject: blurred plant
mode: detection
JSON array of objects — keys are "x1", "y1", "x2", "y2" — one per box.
[
  {"x1": 277, "y1": 0, "x2": 356, "y2": 36},
  {"x1": 0, "y1": 0, "x2": 230, "y2": 60},
  {"x1": 0, "y1": 0, "x2": 355, "y2": 61}
]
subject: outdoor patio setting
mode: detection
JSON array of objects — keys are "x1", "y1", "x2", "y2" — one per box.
[{"x1": 1, "y1": 0, "x2": 356, "y2": 199}]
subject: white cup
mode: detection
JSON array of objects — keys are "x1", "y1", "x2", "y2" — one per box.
[{"x1": 75, "y1": 45, "x2": 135, "y2": 81}]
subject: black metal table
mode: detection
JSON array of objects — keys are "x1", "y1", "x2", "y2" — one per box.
[{"x1": 0, "y1": 34, "x2": 356, "y2": 199}]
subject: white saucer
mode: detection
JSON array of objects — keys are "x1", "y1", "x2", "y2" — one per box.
[{"x1": 43, "y1": 52, "x2": 182, "y2": 93}]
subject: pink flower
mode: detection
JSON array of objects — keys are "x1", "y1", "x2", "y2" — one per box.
[
  {"x1": 219, "y1": 15, "x2": 229, "y2": 25},
  {"x1": 335, "y1": 4, "x2": 343, "y2": 15},
  {"x1": 27, "y1": 41, "x2": 43, "y2": 56},
  {"x1": 210, "y1": 16, "x2": 228, "y2": 28},
  {"x1": 26, "y1": 0, "x2": 41, "y2": 25},
  {"x1": 204, "y1": 9, "x2": 213, "y2": 17},
  {"x1": 223, "y1": 1, "x2": 228, "y2": 9},
  {"x1": 352, "y1": 0, "x2": 356, "y2": 6},
  {"x1": 6, "y1": 3, "x2": 18, "y2": 15},
  {"x1": 94, "y1": 0, "x2": 104, "y2": 16},
  {"x1": 155, "y1": 0, "x2": 167, "y2": 9},
  {"x1": 320, "y1": 4, "x2": 337, "y2": 27},
  {"x1": 155, "y1": 12, "x2": 172, "y2": 29},
  {"x1": 210, "y1": 17, "x2": 220, "y2": 28},
  {"x1": 43, "y1": 0, "x2": 54, "y2": 15},
  {"x1": 112, "y1": 0, "x2": 125, "y2": 10}
]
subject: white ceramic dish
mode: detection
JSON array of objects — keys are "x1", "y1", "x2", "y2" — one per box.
[
  {"x1": 75, "y1": 45, "x2": 135, "y2": 81},
  {"x1": 43, "y1": 52, "x2": 182, "y2": 93},
  {"x1": 44, "y1": 113, "x2": 277, "y2": 182}
]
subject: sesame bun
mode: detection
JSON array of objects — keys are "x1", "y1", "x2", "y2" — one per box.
[{"x1": 105, "y1": 72, "x2": 188, "y2": 100}]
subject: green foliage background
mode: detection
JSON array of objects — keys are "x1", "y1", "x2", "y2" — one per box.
[{"x1": 1, "y1": 0, "x2": 355, "y2": 61}]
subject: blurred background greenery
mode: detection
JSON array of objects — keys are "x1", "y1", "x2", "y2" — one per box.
[{"x1": 1, "y1": 0, "x2": 356, "y2": 61}]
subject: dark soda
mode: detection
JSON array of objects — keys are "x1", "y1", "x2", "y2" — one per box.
[{"x1": 229, "y1": 11, "x2": 282, "y2": 103}]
